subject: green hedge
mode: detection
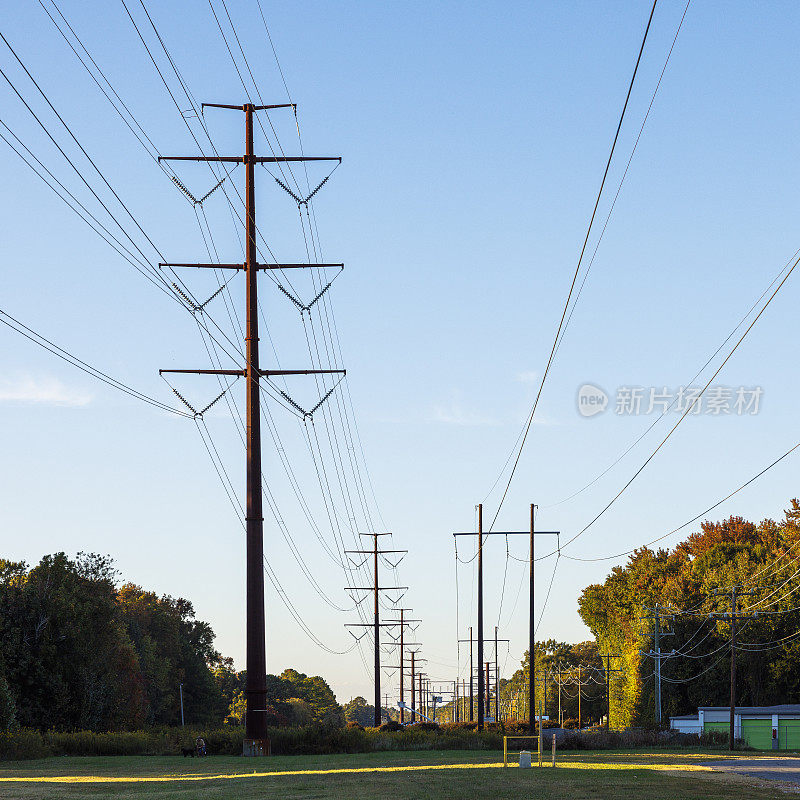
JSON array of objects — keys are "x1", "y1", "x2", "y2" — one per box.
[{"x1": 0, "y1": 725, "x2": 506, "y2": 760}]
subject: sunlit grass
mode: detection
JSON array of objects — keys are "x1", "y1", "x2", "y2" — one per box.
[{"x1": 0, "y1": 750, "x2": 782, "y2": 799}]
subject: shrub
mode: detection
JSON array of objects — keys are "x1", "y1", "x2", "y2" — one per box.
[
  {"x1": 0, "y1": 722, "x2": 741, "y2": 760},
  {"x1": 500, "y1": 720, "x2": 531, "y2": 734},
  {"x1": 346, "y1": 721, "x2": 364, "y2": 731},
  {"x1": 0, "y1": 729, "x2": 49, "y2": 760},
  {"x1": 378, "y1": 720, "x2": 403, "y2": 732},
  {"x1": 440, "y1": 721, "x2": 478, "y2": 732}
]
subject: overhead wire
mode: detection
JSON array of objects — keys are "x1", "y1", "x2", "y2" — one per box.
[
  {"x1": 485, "y1": 0, "x2": 660, "y2": 532},
  {"x1": 0, "y1": 307, "x2": 191, "y2": 417}
]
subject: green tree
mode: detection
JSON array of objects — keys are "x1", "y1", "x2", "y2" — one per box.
[
  {"x1": 578, "y1": 503, "x2": 800, "y2": 727},
  {"x1": 343, "y1": 696, "x2": 375, "y2": 726}
]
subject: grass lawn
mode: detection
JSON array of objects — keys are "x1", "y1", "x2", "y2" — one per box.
[{"x1": 0, "y1": 749, "x2": 786, "y2": 799}]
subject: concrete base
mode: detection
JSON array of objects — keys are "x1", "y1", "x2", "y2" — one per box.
[{"x1": 243, "y1": 738, "x2": 271, "y2": 757}]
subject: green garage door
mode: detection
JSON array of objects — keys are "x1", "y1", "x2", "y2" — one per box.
[
  {"x1": 779, "y1": 720, "x2": 800, "y2": 750},
  {"x1": 704, "y1": 721, "x2": 728, "y2": 734},
  {"x1": 741, "y1": 719, "x2": 772, "y2": 750}
]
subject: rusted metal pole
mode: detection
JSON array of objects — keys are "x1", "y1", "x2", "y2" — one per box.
[
  {"x1": 469, "y1": 626, "x2": 474, "y2": 722},
  {"x1": 730, "y1": 587, "x2": 737, "y2": 750},
  {"x1": 399, "y1": 610, "x2": 405, "y2": 724},
  {"x1": 410, "y1": 651, "x2": 416, "y2": 722},
  {"x1": 495, "y1": 625, "x2": 499, "y2": 722},
  {"x1": 374, "y1": 533, "x2": 381, "y2": 727},
  {"x1": 485, "y1": 661, "x2": 491, "y2": 720},
  {"x1": 529, "y1": 503, "x2": 535, "y2": 734},
  {"x1": 477, "y1": 504, "x2": 485, "y2": 729},
  {"x1": 243, "y1": 102, "x2": 268, "y2": 756}
]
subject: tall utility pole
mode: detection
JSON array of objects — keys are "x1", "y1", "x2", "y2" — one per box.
[
  {"x1": 494, "y1": 626, "x2": 500, "y2": 722},
  {"x1": 555, "y1": 662, "x2": 562, "y2": 726},
  {"x1": 641, "y1": 604, "x2": 675, "y2": 725},
  {"x1": 454, "y1": 504, "x2": 558, "y2": 731},
  {"x1": 345, "y1": 533, "x2": 407, "y2": 726},
  {"x1": 599, "y1": 654, "x2": 622, "y2": 730},
  {"x1": 459, "y1": 631, "x2": 508, "y2": 723},
  {"x1": 383, "y1": 609, "x2": 419, "y2": 724},
  {"x1": 469, "y1": 626, "x2": 474, "y2": 722},
  {"x1": 477, "y1": 504, "x2": 485, "y2": 728},
  {"x1": 407, "y1": 650, "x2": 425, "y2": 722},
  {"x1": 710, "y1": 586, "x2": 761, "y2": 750},
  {"x1": 410, "y1": 651, "x2": 416, "y2": 722},
  {"x1": 485, "y1": 662, "x2": 491, "y2": 720},
  {"x1": 159, "y1": 102, "x2": 342, "y2": 757}
]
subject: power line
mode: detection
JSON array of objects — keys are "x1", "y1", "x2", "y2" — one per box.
[
  {"x1": 562, "y1": 437, "x2": 800, "y2": 562},
  {"x1": 546, "y1": 240, "x2": 798, "y2": 511},
  {"x1": 0, "y1": 307, "x2": 190, "y2": 417},
  {"x1": 556, "y1": 247, "x2": 800, "y2": 556},
  {"x1": 486, "y1": 0, "x2": 659, "y2": 531}
]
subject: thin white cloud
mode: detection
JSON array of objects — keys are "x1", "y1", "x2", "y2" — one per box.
[
  {"x1": 516, "y1": 370, "x2": 540, "y2": 385},
  {"x1": 429, "y1": 402, "x2": 500, "y2": 427},
  {"x1": 0, "y1": 375, "x2": 92, "y2": 407}
]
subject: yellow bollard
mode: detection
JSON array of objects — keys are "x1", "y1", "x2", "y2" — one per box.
[{"x1": 538, "y1": 702, "x2": 543, "y2": 767}]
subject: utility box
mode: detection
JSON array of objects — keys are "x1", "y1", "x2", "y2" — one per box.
[{"x1": 519, "y1": 750, "x2": 532, "y2": 768}]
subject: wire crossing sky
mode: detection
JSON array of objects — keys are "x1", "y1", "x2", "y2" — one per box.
[{"x1": 1, "y1": 0, "x2": 800, "y2": 701}]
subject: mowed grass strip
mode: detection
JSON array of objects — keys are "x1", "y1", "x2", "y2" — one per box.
[{"x1": 0, "y1": 750, "x2": 783, "y2": 800}]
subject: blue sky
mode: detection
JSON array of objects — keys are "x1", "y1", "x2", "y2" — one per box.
[{"x1": 2, "y1": 0, "x2": 800, "y2": 703}]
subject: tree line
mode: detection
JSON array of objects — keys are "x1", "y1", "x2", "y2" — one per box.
[
  {"x1": 0, "y1": 553, "x2": 340, "y2": 731},
  {"x1": 578, "y1": 498, "x2": 800, "y2": 728}
]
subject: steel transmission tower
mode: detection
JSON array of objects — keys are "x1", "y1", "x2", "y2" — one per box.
[{"x1": 159, "y1": 102, "x2": 342, "y2": 756}]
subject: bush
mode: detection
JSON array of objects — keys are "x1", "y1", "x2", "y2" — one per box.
[
  {"x1": 378, "y1": 720, "x2": 403, "y2": 732},
  {"x1": 440, "y1": 721, "x2": 477, "y2": 732},
  {"x1": 1, "y1": 722, "x2": 742, "y2": 761},
  {"x1": 0, "y1": 729, "x2": 50, "y2": 760},
  {"x1": 346, "y1": 721, "x2": 364, "y2": 731}
]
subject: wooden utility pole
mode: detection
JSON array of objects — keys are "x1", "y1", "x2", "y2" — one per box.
[
  {"x1": 641, "y1": 604, "x2": 676, "y2": 725},
  {"x1": 599, "y1": 654, "x2": 622, "y2": 730},
  {"x1": 710, "y1": 586, "x2": 761, "y2": 750},
  {"x1": 159, "y1": 102, "x2": 342, "y2": 757}
]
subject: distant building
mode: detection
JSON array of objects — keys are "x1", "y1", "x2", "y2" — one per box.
[{"x1": 670, "y1": 704, "x2": 800, "y2": 749}]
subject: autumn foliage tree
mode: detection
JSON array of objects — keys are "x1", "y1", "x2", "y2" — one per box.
[{"x1": 578, "y1": 500, "x2": 800, "y2": 728}]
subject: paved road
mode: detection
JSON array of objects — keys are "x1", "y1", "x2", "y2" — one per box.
[{"x1": 704, "y1": 757, "x2": 800, "y2": 786}]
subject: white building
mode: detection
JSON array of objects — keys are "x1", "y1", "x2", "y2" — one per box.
[{"x1": 670, "y1": 704, "x2": 800, "y2": 749}]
